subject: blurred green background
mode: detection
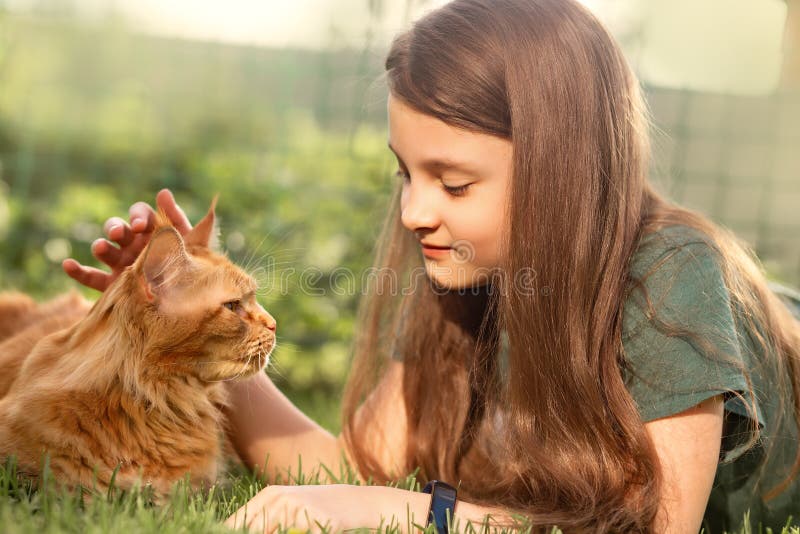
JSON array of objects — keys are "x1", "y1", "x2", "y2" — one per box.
[{"x1": 0, "y1": 0, "x2": 797, "y2": 434}]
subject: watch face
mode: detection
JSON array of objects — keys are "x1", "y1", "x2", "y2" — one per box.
[
  {"x1": 423, "y1": 479, "x2": 457, "y2": 494},
  {"x1": 433, "y1": 482, "x2": 457, "y2": 502}
]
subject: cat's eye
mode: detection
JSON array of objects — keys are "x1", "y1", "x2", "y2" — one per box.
[{"x1": 223, "y1": 300, "x2": 240, "y2": 312}]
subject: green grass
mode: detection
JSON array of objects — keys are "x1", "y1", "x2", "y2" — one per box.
[
  {"x1": 0, "y1": 456, "x2": 471, "y2": 534},
  {"x1": 0, "y1": 456, "x2": 797, "y2": 534}
]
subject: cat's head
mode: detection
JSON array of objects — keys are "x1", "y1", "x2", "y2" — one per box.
[{"x1": 126, "y1": 196, "x2": 276, "y2": 382}]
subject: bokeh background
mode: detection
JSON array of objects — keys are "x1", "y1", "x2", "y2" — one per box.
[{"x1": 0, "y1": 0, "x2": 797, "y2": 433}]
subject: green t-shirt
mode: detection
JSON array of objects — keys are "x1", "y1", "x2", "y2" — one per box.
[
  {"x1": 392, "y1": 225, "x2": 800, "y2": 531},
  {"x1": 622, "y1": 225, "x2": 800, "y2": 533}
]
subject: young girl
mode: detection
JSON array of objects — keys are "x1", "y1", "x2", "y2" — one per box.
[{"x1": 62, "y1": 0, "x2": 800, "y2": 532}]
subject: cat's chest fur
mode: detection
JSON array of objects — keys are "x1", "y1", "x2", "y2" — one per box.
[{"x1": 0, "y1": 368, "x2": 228, "y2": 495}]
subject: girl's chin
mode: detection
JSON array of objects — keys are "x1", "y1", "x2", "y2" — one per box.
[{"x1": 425, "y1": 265, "x2": 492, "y2": 292}]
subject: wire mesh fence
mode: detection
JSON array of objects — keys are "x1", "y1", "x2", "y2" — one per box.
[
  {"x1": 0, "y1": 10, "x2": 798, "y2": 293},
  {"x1": 646, "y1": 87, "x2": 800, "y2": 287}
]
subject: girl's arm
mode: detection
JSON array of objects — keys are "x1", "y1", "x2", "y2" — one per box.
[
  {"x1": 226, "y1": 359, "x2": 409, "y2": 483},
  {"x1": 644, "y1": 394, "x2": 725, "y2": 532},
  {"x1": 223, "y1": 372, "x2": 343, "y2": 482},
  {"x1": 223, "y1": 482, "x2": 517, "y2": 533}
]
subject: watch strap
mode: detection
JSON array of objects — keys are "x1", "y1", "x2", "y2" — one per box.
[{"x1": 422, "y1": 480, "x2": 457, "y2": 534}]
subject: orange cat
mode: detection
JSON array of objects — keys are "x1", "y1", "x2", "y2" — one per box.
[{"x1": 0, "y1": 197, "x2": 276, "y2": 497}]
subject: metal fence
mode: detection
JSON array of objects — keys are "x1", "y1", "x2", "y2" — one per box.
[
  {"x1": 645, "y1": 87, "x2": 800, "y2": 287},
  {"x1": 0, "y1": 12, "x2": 798, "y2": 290}
]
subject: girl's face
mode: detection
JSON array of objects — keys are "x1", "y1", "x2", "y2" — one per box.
[{"x1": 387, "y1": 94, "x2": 513, "y2": 290}]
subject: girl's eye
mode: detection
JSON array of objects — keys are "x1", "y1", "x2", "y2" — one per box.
[
  {"x1": 394, "y1": 168, "x2": 410, "y2": 182},
  {"x1": 395, "y1": 168, "x2": 471, "y2": 197},
  {"x1": 223, "y1": 300, "x2": 240, "y2": 312},
  {"x1": 443, "y1": 183, "x2": 471, "y2": 197}
]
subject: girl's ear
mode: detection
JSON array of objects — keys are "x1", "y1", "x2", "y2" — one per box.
[
  {"x1": 184, "y1": 194, "x2": 221, "y2": 250},
  {"x1": 138, "y1": 226, "x2": 192, "y2": 300}
]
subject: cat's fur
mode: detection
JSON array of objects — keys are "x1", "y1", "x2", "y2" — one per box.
[{"x1": 0, "y1": 198, "x2": 275, "y2": 496}]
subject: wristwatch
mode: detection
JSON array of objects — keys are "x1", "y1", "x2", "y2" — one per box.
[{"x1": 422, "y1": 480, "x2": 458, "y2": 534}]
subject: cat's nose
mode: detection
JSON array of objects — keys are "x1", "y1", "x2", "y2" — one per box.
[{"x1": 255, "y1": 302, "x2": 277, "y2": 331}]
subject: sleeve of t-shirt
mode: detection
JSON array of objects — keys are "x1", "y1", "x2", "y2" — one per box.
[{"x1": 621, "y1": 240, "x2": 765, "y2": 463}]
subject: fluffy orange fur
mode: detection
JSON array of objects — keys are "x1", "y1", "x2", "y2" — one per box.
[{"x1": 0, "y1": 197, "x2": 276, "y2": 496}]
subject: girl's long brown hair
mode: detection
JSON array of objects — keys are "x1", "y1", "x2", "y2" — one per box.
[{"x1": 341, "y1": 0, "x2": 800, "y2": 530}]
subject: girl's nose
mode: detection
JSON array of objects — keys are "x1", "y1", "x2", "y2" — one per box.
[{"x1": 400, "y1": 186, "x2": 440, "y2": 232}]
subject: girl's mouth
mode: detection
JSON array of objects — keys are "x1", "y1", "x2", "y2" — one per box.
[{"x1": 421, "y1": 244, "x2": 452, "y2": 259}]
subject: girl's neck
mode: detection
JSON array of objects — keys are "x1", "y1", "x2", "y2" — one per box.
[{"x1": 440, "y1": 282, "x2": 496, "y2": 340}]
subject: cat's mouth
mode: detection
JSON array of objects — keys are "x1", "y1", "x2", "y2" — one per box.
[
  {"x1": 198, "y1": 333, "x2": 274, "y2": 381},
  {"x1": 236, "y1": 349, "x2": 270, "y2": 369},
  {"x1": 237, "y1": 335, "x2": 274, "y2": 370}
]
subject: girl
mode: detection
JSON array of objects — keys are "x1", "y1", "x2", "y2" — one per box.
[{"x1": 62, "y1": 0, "x2": 800, "y2": 532}]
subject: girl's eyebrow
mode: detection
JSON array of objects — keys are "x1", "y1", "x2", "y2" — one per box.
[{"x1": 387, "y1": 142, "x2": 481, "y2": 176}]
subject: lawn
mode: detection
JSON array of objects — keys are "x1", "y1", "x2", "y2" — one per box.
[{"x1": 0, "y1": 456, "x2": 797, "y2": 534}]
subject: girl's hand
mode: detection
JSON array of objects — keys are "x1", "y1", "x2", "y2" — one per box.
[
  {"x1": 223, "y1": 484, "x2": 429, "y2": 533},
  {"x1": 61, "y1": 188, "x2": 193, "y2": 292}
]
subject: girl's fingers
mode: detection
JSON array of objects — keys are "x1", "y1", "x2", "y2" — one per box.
[
  {"x1": 61, "y1": 259, "x2": 111, "y2": 292},
  {"x1": 246, "y1": 509, "x2": 273, "y2": 534},
  {"x1": 91, "y1": 238, "x2": 122, "y2": 267},
  {"x1": 128, "y1": 202, "x2": 158, "y2": 234},
  {"x1": 225, "y1": 503, "x2": 253, "y2": 529},
  {"x1": 226, "y1": 503, "x2": 270, "y2": 533},
  {"x1": 119, "y1": 232, "x2": 151, "y2": 265},
  {"x1": 125, "y1": 190, "x2": 192, "y2": 237},
  {"x1": 156, "y1": 189, "x2": 193, "y2": 235},
  {"x1": 62, "y1": 191, "x2": 187, "y2": 296},
  {"x1": 103, "y1": 217, "x2": 134, "y2": 247}
]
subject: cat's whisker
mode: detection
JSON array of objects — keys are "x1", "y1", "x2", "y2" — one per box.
[
  {"x1": 261, "y1": 246, "x2": 308, "y2": 258},
  {"x1": 245, "y1": 254, "x2": 305, "y2": 281},
  {"x1": 239, "y1": 235, "x2": 274, "y2": 275},
  {"x1": 261, "y1": 248, "x2": 307, "y2": 262},
  {"x1": 244, "y1": 260, "x2": 300, "y2": 297},
  {"x1": 257, "y1": 255, "x2": 304, "y2": 267},
  {"x1": 247, "y1": 262, "x2": 296, "y2": 278},
  {"x1": 261, "y1": 351, "x2": 294, "y2": 384},
  {"x1": 250, "y1": 224, "x2": 303, "y2": 265},
  {"x1": 155, "y1": 356, "x2": 256, "y2": 367},
  {"x1": 260, "y1": 260, "x2": 304, "y2": 273},
  {"x1": 244, "y1": 355, "x2": 256, "y2": 377},
  {"x1": 238, "y1": 225, "x2": 304, "y2": 274},
  {"x1": 248, "y1": 239, "x2": 308, "y2": 261}
]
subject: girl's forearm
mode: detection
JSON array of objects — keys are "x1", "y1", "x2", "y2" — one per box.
[
  {"x1": 377, "y1": 486, "x2": 515, "y2": 534},
  {"x1": 224, "y1": 372, "x2": 344, "y2": 482}
]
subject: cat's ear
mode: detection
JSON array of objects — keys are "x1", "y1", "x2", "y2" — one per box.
[
  {"x1": 138, "y1": 226, "x2": 192, "y2": 301},
  {"x1": 184, "y1": 194, "x2": 220, "y2": 251}
]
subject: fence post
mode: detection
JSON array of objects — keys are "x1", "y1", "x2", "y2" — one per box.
[{"x1": 781, "y1": 0, "x2": 800, "y2": 89}]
